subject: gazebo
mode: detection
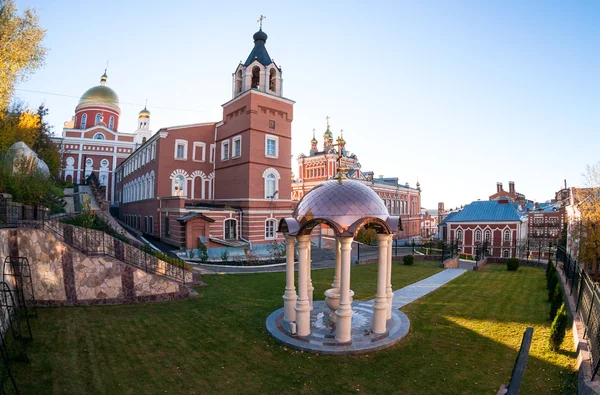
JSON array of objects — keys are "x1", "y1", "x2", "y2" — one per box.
[{"x1": 268, "y1": 178, "x2": 406, "y2": 352}]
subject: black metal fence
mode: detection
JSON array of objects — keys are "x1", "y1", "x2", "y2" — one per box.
[
  {"x1": 0, "y1": 198, "x2": 49, "y2": 228},
  {"x1": 18, "y1": 218, "x2": 192, "y2": 285},
  {"x1": 353, "y1": 239, "x2": 459, "y2": 263},
  {"x1": 557, "y1": 245, "x2": 600, "y2": 380}
]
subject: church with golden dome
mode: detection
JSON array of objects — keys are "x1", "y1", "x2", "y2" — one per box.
[{"x1": 52, "y1": 71, "x2": 154, "y2": 204}]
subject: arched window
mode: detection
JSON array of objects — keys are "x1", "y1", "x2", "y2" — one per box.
[
  {"x1": 224, "y1": 219, "x2": 237, "y2": 240},
  {"x1": 144, "y1": 216, "x2": 148, "y2": 233},
  {"x1": 173, "y1": 175, "x2": 185, "y2": 196},
  {"x1": 80, "y1": 114, "x2": 87, "y2": 129},
  {"x1": 108, "y1": 116, "x2": 114, "y2": 130},
  {"x1": 265, "y1": 218, "x2": 277, "y2": 239},
  {"x1": 456, "y1": 230, "x2": 463, "y2": 241},
  {"x1": 504, "y1": 230, "x2": 511, "y2": 241},
  {"x1": 95, "y1": 113, "x2": 102, "y2": 125},
  {"x1": 269, "y1": 68, "x2": 276, "y2": 91},
  {"x1": 235, "y1": 69, "x2": 242, "y2": 94},
  {"x1": 93, "y1": 133, "x2": 105, "y2": 140},
  {"x1": 484, "y1": 230, "x2": 491, "y2": 242},
  {"x1": 475, "y1": 230, "x2": 482, "y2": 242},
  {"x1": 251, "y1": 66, "x2": 260, "y2": 89},
  {"x1": 85, "y1": 158, "x2": 93, "y2": 167},
  {"x1": 503, "y1": 249, "x2": 510, "y2": 258},
  {"x1": 265, "y1": 174, "x2": 276, "y2": 198}
]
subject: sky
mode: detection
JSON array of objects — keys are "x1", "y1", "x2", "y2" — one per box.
[{"x1": 13, "y1": 0, "x2": 600, "y2": 210}]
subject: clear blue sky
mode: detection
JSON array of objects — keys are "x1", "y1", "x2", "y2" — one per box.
[{"x1": 14, "y1": 0, "x2": 600, "y2": 210}]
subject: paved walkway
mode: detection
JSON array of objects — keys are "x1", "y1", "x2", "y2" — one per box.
[{"x1": 386, "y1": 268, "x2": 466, "y2": 309}]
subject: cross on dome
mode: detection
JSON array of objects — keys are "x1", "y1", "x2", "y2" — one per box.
[{"x1": 257, "y1": 14, "x2": 266, "y2": 29}]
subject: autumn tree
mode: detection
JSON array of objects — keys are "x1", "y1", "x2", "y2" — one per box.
[
  {"x1": 575, "y1": 162, "x2": 600, "y2": 276},
  {"x1": 0, "y1": 0, "x2": 47, "y2": 110}
]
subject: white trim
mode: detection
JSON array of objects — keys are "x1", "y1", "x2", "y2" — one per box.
[
  {"x1": 209, "y1": 144, "x2": 215, "y2": 163},
  {"x1": 265, "y1": 218, "x2": 277, "y2": 240},
  {"x1": 223, "y1": 218, "x2": 238, "y2": 240},
  {"x1": 192, "y1": 141, "x2": 206, "y2": 162},
  {"x1": 174, "y1": 139, "x2": 188, "y2": 160},
  {"x1": 232, "y1": 135, "x2": 242, "y2": 159},
  {"x1": 221, "y1": 139, "x2": 230, "y2": 161},
  {"x1": 265, "y1": 134, "x2": 279, "y2": 158},
  {"x1": 262, "y1": 167, "x2": 280, "y2": 199}
]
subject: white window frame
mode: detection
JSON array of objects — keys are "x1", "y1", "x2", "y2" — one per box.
[
  {"x1": 224, "y1": 218, "x2": 237, "y2": 240},
  {"x1": 265, "y1": 218, "x2": 277, "y2": 240},
  {"x1": 504, "y1": 230, "x2": 511, "y2": 241},
  {"x1": 95, "y1": 113, "x2": 102, "y2": 125},
  {"x1": 475, "y1": 230, "x2": 481, "y2": 242},
  {"x1": 172, "y1": 175, "x2": 186, "y2": 197},
  {"x1": 93, "y1": 132, "x2": 105, "y2": 140},
  {"x1": 80, "y1": 114, "x2": 87, "y2": 129},
  {"x1": 210, "y1": 144, "x2": 215, "y2": 163},
  {"x1": 221, "y1": 140, "x2": 230, "y2": 161},
  {"x1": 265, "y1": 134, "x2": 279, "y2": 158},
  {"x1": 263, "y1": 168, "x2": 280, "y2": 199},
  {"x1": 192, "y1": 142, "x2": 206, "y2": 162},
  {"x1": 232, "y1": 135, "x2": 242, "y2": 158},
  {"x1": 174, "y1": 139, "x2": 188, "y2": 160},
  {"x1": 456, "y1": 229, "x2": 463, "y2": 241},
  {"x1": 484, "y1": 230, "x2": 491, "y2": 242}
]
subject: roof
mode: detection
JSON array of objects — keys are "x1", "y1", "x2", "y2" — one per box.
[
  {"x1": 438, "y1": 211, "x2": 458, "y2": 226},
  {"x1": 244, "y1": 29, "x2": 273, "y2": 67},
  {"x1": 176, "y1": 212, "x2": 215, "y2": 223},
  {"x1": 444, "y1": 200, "x2": 521, "y2": 222}
]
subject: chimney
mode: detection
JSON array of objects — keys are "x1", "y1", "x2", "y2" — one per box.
[
  {"x1": 497, "y1": 182, "x2": 503, "y2": 193},
  {"x1": 509, "y1": 181, "x2": 515, "y2": 193},
  {"x1": 498, "y1": 198, "x2": 509, "y2": 204},
  {"x1": 534, "y1": 202, "x2": 539, "y2": 209},
  {"x1": 438, "y1": 202, "x2": 445, "y2": 213}
]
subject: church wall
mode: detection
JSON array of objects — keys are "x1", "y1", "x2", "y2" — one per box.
[{"x1": 75, "y1": 107, "x2": 120, "y2": 131}]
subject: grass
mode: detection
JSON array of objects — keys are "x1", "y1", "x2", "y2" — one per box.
[{"x1": 11, "y1": 262, "x2": 576, "y2": 394}]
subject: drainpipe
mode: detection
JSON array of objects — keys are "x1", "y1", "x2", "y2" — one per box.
[{"x1": 239, "y1": 210, "x2": 252, "y2": 250}]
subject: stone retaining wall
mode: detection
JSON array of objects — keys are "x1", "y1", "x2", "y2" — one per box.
[
  {"x1": 441, "y1": 256, "x2": 459, "y2": 269},
  {"x1": 0, "y1": 229, "x2": 191, "y2": 306}
]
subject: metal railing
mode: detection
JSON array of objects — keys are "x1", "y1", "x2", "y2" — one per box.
[
  {"x1": 18, "y1": 218, "x2": 191, "y2": 285},
  {"x1": 353, "y1": 239, "x2": 459, "y2": 264},
  {"x1": 558, "y1": 245, "x2": 600, "y2": 380},
  {"x1": 0, "y1": 199, "x2": 49, "y2": 228}
]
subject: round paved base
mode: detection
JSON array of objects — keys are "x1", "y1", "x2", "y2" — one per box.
[{"x1": 266, "y1": 300, "x2": 410, "y2": 355}]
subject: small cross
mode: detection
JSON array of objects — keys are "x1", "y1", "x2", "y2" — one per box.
[
  {"x1": 257, "y1": 15, "x2": 266, "y2": 29},
  {"x1": 325, "y1": 116, "x2": 330, "y2": 128}
]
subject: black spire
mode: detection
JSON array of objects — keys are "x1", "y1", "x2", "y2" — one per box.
[{"x1": 244, "y1": 28, "x2": 273, "y2": 67}]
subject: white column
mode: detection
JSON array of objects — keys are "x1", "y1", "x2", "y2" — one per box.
[
  {"x1": 283, "y1": 234, "x2": 297, "y2": 322},
  {"x1": 332, "y1": 238, "x2": 341, "y2": 288},
  {"x1": 307, "y1": 239, "x2": 314, "y2": 309},
  {"x1": 386, "y1": 234, "x2": 394, "y2": 319},
  {"x1": 373, "y1": 234, "x2": 389, "y2": 334},
  {"x1": 335, "y1": 236, "x2": 354, "y2": 343},
  {"x1": 295, "y1": 235, "x2": 311, "y2": 336}
]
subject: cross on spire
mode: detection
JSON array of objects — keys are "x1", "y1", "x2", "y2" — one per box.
[
  {"x1": 257, "y1": 15, "x2": 266, "y2": 29},
  {"x1": 325, "y1": 115, "x2": 330, "y2": 129}
]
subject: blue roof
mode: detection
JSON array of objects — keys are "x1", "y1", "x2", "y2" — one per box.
[
  {"x1": 244, "y1": 29, "x2": 274, "y2": 67},
  {"x1": 523, "y1": 202, "x2": 559, "y2": 213},
  {"x1": 445, "y1": 200, "x2": 521, "y2": 222},
  {"x1": 439, "y1": 211, "x2": 458, "y2": 226}
]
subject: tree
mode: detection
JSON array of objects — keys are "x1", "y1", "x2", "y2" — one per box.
[
  {"x1": 0, "y1": 0, "x2": 47, "y2": 110},
  {"x1": 574, "y1": 162, "x2": 600, "y2": 277}
]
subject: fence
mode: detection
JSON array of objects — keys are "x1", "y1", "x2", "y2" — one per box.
[
  {"x1": 354, "y1": 239, "x2": 459, "y2": 263},
  {"x1": 17, "y1": 218, "x2": 192, "y2": 285},
  {"x1": 557, "y1": 245, "x2": 600, "y2": 380},
  {"x1": 0, "y1": 196, "x2": 49, "y2": 228}
]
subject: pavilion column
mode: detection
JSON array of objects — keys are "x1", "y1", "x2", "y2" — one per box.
[
  {"x1": 332, "y1": 238, "x2": 341, "y2": 288},
  {"x1": 386, "y1": 234, "x2": 394, "y2": 319},
  {"x1": 295, "y1": 235, "x2": 312, "y2": 336},
  {"x1": 373, "y1": 234, "x2": 389, "y2": 334},
  {"x1": 335, "y1": 236, "x2": 354, "y2": 343},
  {"x1": 307, "y1": 239, "x2": 314, "y2": 309},
  {"x1": 282, "y1": 233, "x2": 297, "y2": 322}
]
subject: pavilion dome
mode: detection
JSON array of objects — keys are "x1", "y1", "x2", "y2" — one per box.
[{"x1": 293, "y1": 179, "x2": 389, "y2": 234}]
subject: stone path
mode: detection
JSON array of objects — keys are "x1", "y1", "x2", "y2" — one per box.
[
  {"x1": 77, "y1": 185, "x2": 100, "y2": 210},
  {"x1": 266, "y1": 267, "x2": 467, "y2": 354}
]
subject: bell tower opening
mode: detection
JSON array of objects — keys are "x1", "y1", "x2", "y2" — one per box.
[
  {"x1": 251, "y1": 66, "x2": 260, "y2": 89},
  {"x1": 269, "y1": 68, "x2": 276, "y2": 92},
  {"x1": 235, "y1": 69, "x2": 243, "y2": 94}
]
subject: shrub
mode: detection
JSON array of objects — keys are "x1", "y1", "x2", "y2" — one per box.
[
  {"x1": 546, "y1": 259, "x2": 554, "y2": 281},
  {"x1": 506, "y1": 258, "x2": 520, "y2": 271},
  {"x1": 403, "y1": 255, "x2": 414, "y2": 265},
  {"x1": 547, "y1": 262, "x2": 557, "y2": 290},
  {"x1": 549, "y1": 283, "x2": 564, "y2": 320},
  {"x1": 197, "y1": 241, "x2": 209, "y2": 262},
  {"x1": 548, "y1": 271, "x2": 559, "y2": 301},
  {"x1": 220, "y1": 248, "x2": 230, "y2": 262},
  {"x1": 187, "y1": 249, "x2": 196, "y2": 259},
  {"x1": 549, "y1": 303, "x2": 569, "y2": 351}
]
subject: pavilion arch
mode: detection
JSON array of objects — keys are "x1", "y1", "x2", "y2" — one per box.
[{"x1": 347, "y1": 217, "x2": 394, "y2": 238}]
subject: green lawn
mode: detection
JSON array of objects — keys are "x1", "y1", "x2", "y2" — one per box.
[{"x1": 11, "y1": 262, "x2": 576, "y2": 394}]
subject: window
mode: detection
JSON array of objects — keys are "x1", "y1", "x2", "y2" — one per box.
[
  {"x1": 95, "y1": 113, "x2": 102, "y2": 125},
  {"x1": 269, "y1": 69, "x2": 276, "y2": 92},
  {"x1": 149, "y1": 216, "x2": 153, "y2": 234},
  {"x1": 269, "y1": 119, "x2": 276, "y2": 130},
  {"x1": 251, "y1": 66, "x2": 260, "y2": 89},
  {"x1": 456, "y1": 230, "x2": 463, "y2": 241},
  {"x1": 85, "y1": 158, "x2": 93, "y2": 167},
  {"x1": 100, "y1": 159, "x2": 109, "y2": 168},
  {"x1": 221, "y1": 140, "x2": 230, "y2": 161},
  {"x1": 108, "y1": 116, "x2": 114, "y2": 130},
  {"x1": 209, "y1": 144, "x2": 215, "y2": 163},
  {"x1": 232, "y1": 136, "x2": 242, "y2": 158},
  {"x1": 173, "y1": 175, "x2": 185, "y2": 196},
  {"x1": 263, "y1": 168, "x2": 280, "y2": 199},
  {"x1": 503, "y1": 249, "x2": 510, "y2": 258},
  {"x1": 80, "y1": 114, "x2": 87, "y2": 129},
  {"x1": 174, "y1": 139, "x2": 188, "y2": 160},
  {"x1": 225, "y1": 219, "x2": 237, "y2": 240},
  {"x1": 165, "y1": 216, "x2": 170, "y2": 236},
  {"x1": 484, "y1": 230, "x2": 491, "y2": 242},
  {"x1": 144, "y1": 216, "x2": 148, "y2": 233},
  {"x1": 235, "y1": 69, "x2": 243, "y2": 94},
  {"x1": 504, "y1": 230, "x2": 511, "y2": 241},
  {"x1": 93, "y1": 133, "x2": 105, "y2": 140},
  {"x1": 265, "y1": 135, "x2": 278, "y2": 158},
  {"x1": 265, "y1": 219, "x2": 277, "y2": 239},
  {"x1": 193, "y1": 142, "x2": 206, "y2": 162},
  {"x1": 475, "y1": 230, "x2": 481, "y2": 242}
]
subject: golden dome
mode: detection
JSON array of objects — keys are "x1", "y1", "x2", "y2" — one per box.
[
  {"x1": 139, "y1": 106, "x2": 151, "y2": 118},
  {"x1": 77, "y1": 85, "x2": 120, "y2": 111}
]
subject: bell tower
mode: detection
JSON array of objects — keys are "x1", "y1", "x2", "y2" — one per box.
[{"x1": 215, "y1": 20, "x2": 295, "y2": 244}]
